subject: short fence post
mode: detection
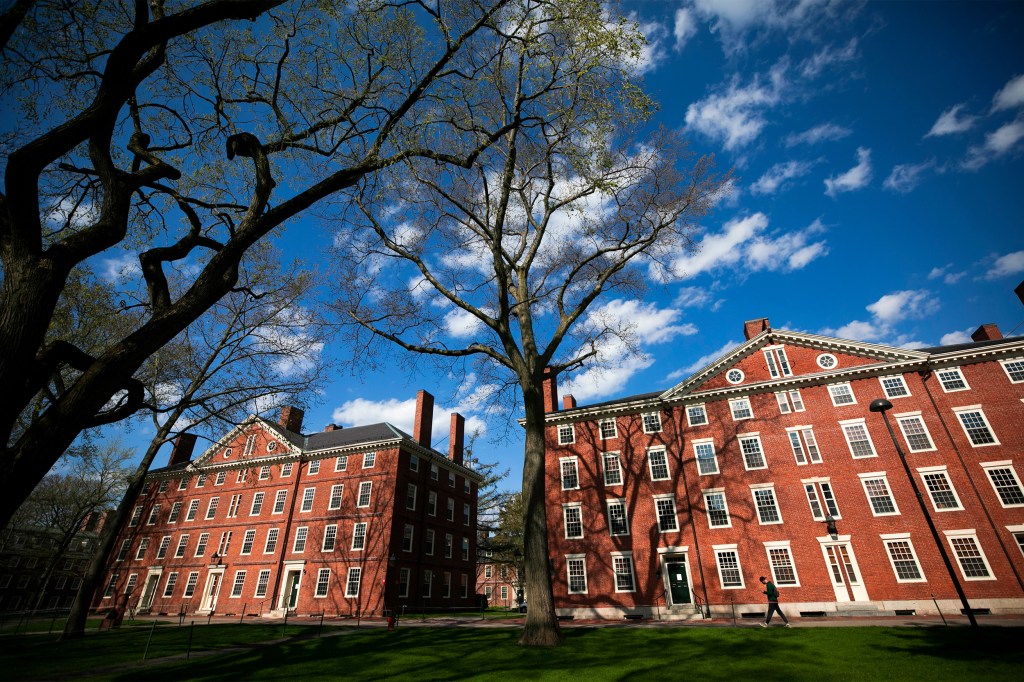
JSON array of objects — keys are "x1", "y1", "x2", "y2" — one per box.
[
  {"x1": 186, "y1": 621, "x2": 195, "y2": 660},
  {"x1": 318, "y1": 611, "x2": 325, "y2": 638},
  {"x1": 239, "y1": 603, "x2": 246, "y2": 625},
  {"x1": 931, "y1": 593, "x2": 948, "y2": 627},
  {"x1": 142, "y1": 619, "x2": 157, "y2": 661},
  {"x1": 731, "y1": 598, "x2": 736, "y2": 628}
]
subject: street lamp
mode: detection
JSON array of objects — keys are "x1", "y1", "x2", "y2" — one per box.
[
  {"x1": 869, "y1": 398, "x2": 978, "y2": 627},
  {"x1": 824, "y1": 514, "x2": 839, "y2": 541},
  {"x1": 211, "y1": 552, "x2": 222, "y2": 566}
]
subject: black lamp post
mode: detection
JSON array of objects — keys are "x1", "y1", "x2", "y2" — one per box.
[
  {"x1": 387, "y1": 553, "x2": 396, "y2": 617},
  {"x1": 869, "y1": 398, "x2": 978, "y2": 627},
  {"x1": 211, "y1": 551, "x2": 222, "y2": 566},
  {"x1": 824, "y1": 514, "x2": 839, "y2": 541}
]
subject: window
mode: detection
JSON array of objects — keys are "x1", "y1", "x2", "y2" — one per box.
[
  {"x1": 168, "y1": 502, "x2": 182, "y2": 523},
  {"x1": 764, "y1": 346, "x2": 792, "y2": 378},
  {"x1": 301, "y1": 488, "x2": 315, "y2": 512},
  {"x1": 129, "y1": 505, "x2": 143, "y2": 526},
  {"x1": 739, "y1": 434, "x2": 766, "y2": 470},
  {"x1": 557, "y1": 424, "x2": 575, "y2": 445},
  {"x1": 954, "y1": 407, "x2": 998, "y2": 446},
  {"x1": 882, "y1": 535, "x2": 925, "y2": 582},
  {"x1": 945, "y1": 531, "x2": 994, "y2": 580},
  {"x1": 273, "y1": 490, "x2": 287, "y2": 514},
  {"x1": 196, "y1": 474, "x2": 206, "y2": 488},
  {"x1": 402, "y1": 524, "x2": 414, "y2": 552},
  {"x1": 602, "y1": 452, "x2": 623, "y2": 486},
  {"x1": 184, "y1": 572, "x2": 199, "y2": 598},
  {"x1": 357, "y1": 481, "x2": 372, "y2": 507},
  {"x1": 787, "y1": 427, "x2": 821, "y2": 464},
  {"x1": 440, "y1": 571, "x2": 451, "y2": 598},
  {"x1": 752, "y1": 486, "x2": 782, "y2": 524},
  {"x1": 230, "y1": 571, "x2": 246, "y2": 597},
  {"x1": 560, "y1": 458, "x2": 579, "y2": 490},
  {"x1": 398, "y1": 568, "x2": 411, "y2": 598},
  {"x1": 648, "y1": 448, "x2": 671, "y2": 481},
  {"x1": 351, "y1": 523, "x2": 367, "y2": 551},
  {"x1": 803, "y1": 480, "x2": 840, "y2": 520},
  {"x1": 612, "y1": 553, "x2": 636, "y2": 592},
  {"x1": 409, "y1": 455, "x2": 419, "y2": 471},
  {"x1": 205, "y1": 497, "x2": 219, "y2": 520},
  {"x1": 423, "y1": 570, "x2": 433, "y2": 598},
  {"x1": 607, "y1": 499, "x2": 629, "y2": 536},
  {"x1": 363, "y1": 451, "x2": 376, "y2": 468},
  {"x1": 462, "y1": 537, "x2": 470, "y2": 561},
  {"x1": 259, "y1": 466, "x2": 271, "y2": 480},
  {"x1": 163, "y1": 573, "x2": 178, "y2": 598},
  {"x1": 241, "y1": 530, "x2": 256, "y2": 555},
  {"x1": 879, "y1": 375, "x2": 910, "y2": 399},
  {"x1": 195, "y1": 533, "x2": 209, "y2": 557},
  {"x1": 694, "y1": 439, "x2": 718, "y2": 475},
  {"x1": 449, "y1": 471, "x2": 456, "y2": 488},
  {"x1": 500, "y1": 585, "x2": 508, "y2": 601},
  {"x1": 686, "y1": 404, "x2": 708, "y2": 426},
  {"x1": 135, "y1": 538, "x2": 149, "y2": 560},
  {"x1": 894, "y1": 414, "x2": 935, "y2": 452},
  {"x1": 156, "y1": 535, "x2": 171, "y2": 559},
  {"x1": 918, "y1": 467, "x2": 963, "y2": 511},
  {"x1": 215, "y1": 471, "x2": 227, "y2": 485},
  {"x1": 264, "y1": 528, "x2": 279, "y2": 553},
  {"x1": 860, "y1": 473, "x2": 899, "y2": 516},
  {"x1": 345, "y1": 568, "x2": 361, "y2": 597},
  {"x1": 725, "y1": 368, "x2": 745, "y2": 384},
  {"x1": 642, "y1": 412, "x2": 662, "y2": 433},
  {"x1": 335, "y1": 455, "x2": 348, "y2": 472},
  {"x1": 308, "y1": 460, "x2": 320, "y2": 475},
  {"x1": 765, "y1": 543, "x2": 799, "y2": 586},
  {"x1": 431, "y1": 464, "x2": 439, "y2": 481},
  {"x1": 185, "y1": 499, "x2": 200, "y2": 521},
  {"x1": 817, "y1": 353, "x2": 838, "y2": 369},
  {"x1": 1000, "y1": 358, "x2": 1024, "y2": 383},
  {"x1": 216, "y1": 531, "x2": 232, "y2": 556},
  {"x1": 484, "y1": 564, "x2": 492, "y2": 579},
  {"x1": 704, "y1": 490, "x2": 730, "y2": 527},
  {"x1": 425, "y1": 529, "x2": 435, "y2": 556},
  {"x1": 714, "y1": 546, "x2": 744, "y2": 588},
  {"x1": 982, "y1": 463, "x2": 1024, "y2": 507},
  {"x1": 293, "y1": 527, "x2": 308, "y2": 552},
  {"x1": 655, "y1": 496, "x2": 679, "y2": 532},
  {"x1": 178, "y1": 478, "x2": 189, "y2": 491},
  {"x1": 174, "y1": 535, "x2": 189, "y2": 558},
  {"x1": 599, "y1": 419, "x2": 617, "y2": 440},
  {"x1": 227, "y1": 494, "x2": 241, "y2": 518},
  {"x1": 255, "y1": 570, "x2": 271, "y2": 598},
  {"x1": 840, "y1": 419, "x2": 877, "y2": 458},
  {"x1": 427, "y1": 491, "x2": 437, "y2": 516},
  {"x1": 116, "y1": 539, "x2": 131, "y2": 561},
  {"x1": 564, "y1": 504, "x2": 583, "y2": 539},
  {"x1": 775, "y1": 389, "x2": 805, "y2": 414},
  {"x1": 146, "y1": 506, "x2": 161, "y2": 527},
  {"x1": 729, "y1": 397, "x2": 753, "y2": 420},
  {"x1": 243, "y1": 434, "x2": 257, "y2": 456},
  {"x1": 936, "y1": 367, "x2": 969, "y2": 392},
  {"x1": 463, "y1": 503, "x2": 471, "y2": 526},
  {"x1": 236, "y1": 469, "x2": 248, "y2": 483},
  {"x1": 567, "y1": 555, "x2": 588, "y2": 594},
  {"x1": 446, "y1": 497, "x2": 455, "y2": 522},
  {"x1": 444, "y1": 533, "x2": 453, "y2": 559},
  {"x1": 828, "y1": 383, "x2": 856, "y2": 406},
  {"x1": 307, "y1": 568, "x2": 329, "y2": 598},
  {"x1": 250, "y1": 492, "x2": 265, "y2": 516}
]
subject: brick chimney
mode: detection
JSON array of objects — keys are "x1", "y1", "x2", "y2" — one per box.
[
  {"x1": 744, "y1": 317, "x2": 769, "y2": 340},
  {"x1": 563, "y1": 395, "x2": 577, "y2": 410},
  {"x1": 278, "y1": 406, "x2": 305, "y2": 433},
  {"x1": 449, "y1": 413, "x2": 465, "y2": 465},
  {"x1": 168, "y1": 433, "x2": 197, "y2": 467},
  {"x1": 971, "y1": 323, "x2": 1003, "y2": 342},
  {"x1": 542, "y1": 368, "x2": 559, "y2": 413},
  {"x1": 413, "y1": 390, "x2": 434, "y2": 447},
  {"x1": 323, "y1": 424, "x2": 341, "y2": 432}
]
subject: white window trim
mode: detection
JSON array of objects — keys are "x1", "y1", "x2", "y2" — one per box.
[
  {"x1": 980, "y1": 461, "x2": 1024, "y2": 508},
  {"x1": 750, "y1": 483, "x2": 783, "y2": 525},
  {"x1": 880, "y1": 533, "x2": 927, "y2": 584},
  {"x1": 653, "y1": 494, "x2": 679, "y2": 533},
  {"x1": 763, "y1": 540, "x2": 800, "y2": 587},
  {"x1": 562, "y1": 502, "x2": 583, "y2": 539},
  {"x1": 557, "y1": 423, "x2": 576, "y2": 445},
  {"x1": 693, "y1": 437, "x2": 718, "y2": 476},
  {"x1": 560, "y1": 457, "x2": 580, "y2": 491},
  {"x1": 725, "y1": 368, "x2": 745, "y2": 384},
  {"x1": 786, "y1": 426, "x2": 821, "y2": 465},
  {"x1": 802, "y1": 477, "x2": 841, "y2": 521},
  {"x1": 879, "y1": 375, "x2": 911, "y2": 399},
  {"x1": 952, "y1": 405, "x2": 1000, "y2": 447},
  {"x1": 827, "y1": 382, "x2": 857, "y2": 407},
  {"x1": 610, "y1": 551, "x2": 636, "y2": 593},
  {"x1": 686, "y1": 403, "x2": 708, "y2": 427},
  {"x1": 999, "y1": 357, "x2": 1024, "y2": 384},
  {"x1": 839, "y1": 417, "x2": 877, "y2": 459},
  {"x1": 737, "y1": 432, "x2": 767, "y2": 471},
  {"x1": 702, "y1": 488, "x2": 731, "y2": 529},
  {"x1": 894, "y1": 411, "x2": 937, "y2": 453},
  {"x1": 858, "y1": 472, "x2": 900, "y2": 517},
  {"x1": 916, "y1": 465, "x2": 964, "y2": 512},
  {"x1": 712, "y1": 543, "x2": 745, "y2": 589},
  {"x1": 602, "y1": 451, "x2": 623, "y2": 487},
  {"x1": 943, "y1": 529, "x2": 996, "y2": 581},
  {"x1": 606, "y1": 498, "x2": 630, "y2": 537},
  {"x1": 566, "y1": 553, "x2": 588, "y2": 595},
  {"x1": 935, "y1": 367, "x2": 970, "y2": 393},
  {"x1": 728, "y1": 397, "x2": 753, "y2": 421},
  {"x1": 642, "y1": 412, "x2": 663, "y2": 434},
  {"x1": 647, "y1": 447, "x2": 671, "y2": 482},
  {"x1": 599, "y1": 418, "x2": 618, "y2": 440}
]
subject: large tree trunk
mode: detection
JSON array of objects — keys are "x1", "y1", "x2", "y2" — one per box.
[{"x1": 518, "y1": 383, "x2": 562, "y2": 647}]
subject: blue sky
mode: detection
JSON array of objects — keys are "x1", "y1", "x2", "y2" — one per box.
[{"x1": 110, "y1": 1, "x2": 1024, "y2": 488}]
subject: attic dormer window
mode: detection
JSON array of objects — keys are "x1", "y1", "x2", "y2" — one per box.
[
  {"x1": 817, "y1": 353, "x2": 838, "y2": 369},
  {"x1": 764, "y1": 346, "x2": 792, "y2": 378},
  {"x1": 726, "y1": 368, "x2": 744, "y2": 384},
  {"x1": 243, "y1": 434, "x2": 257, "y2": 456},
  {"x1": 223, "y1": 448, "x2": 232, "y2": 459},
  {"x1": 266, "y1": 441, "x2": 277, "y2": 452}
]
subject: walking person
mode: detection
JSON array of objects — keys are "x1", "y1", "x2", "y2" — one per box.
[{"x1": 759, "y1": 576, "x2": 791, "y2": 627}]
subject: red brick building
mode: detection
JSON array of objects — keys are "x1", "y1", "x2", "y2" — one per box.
[
  {"x1": 95, "y1": 390, "x2": 482, "y2": 619},
  {"x1": 543, "y1": 318, "x2": 1024, "y2": 619}
]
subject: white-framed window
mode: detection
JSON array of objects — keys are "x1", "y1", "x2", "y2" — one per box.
[
  {"x1": 642, "y1": 412, "x2": 662, "y2": 433},
  {"x1": 654, "y1": 495, "x2": 679, "y2": 532},
  {"x1": 335, "y1": 455, "x2": 348, "y2": 472},
  {"x1": 917, "y1": 466, "x2": 963, "y2": 511},
  {"x1": 803, "y1": 479, "x2": 840, "y2": 520},
  {"x1": 243, "y1": 434, "x2": 257, "y2": 456},
  {"x1": 292, "y1": 527, "x2": 308, "y2": 553},
  {"x1": 738, "y1": 433, "x2": 767, "y2": 470},
  {"x1": 828, "y1": 383, "x2": 856, "y2": 406},
  {"x1": 345, "y1": 567, "x2": 362, "y2": 597},
  {"x1": 398, "y1": 568, "x2": 411, "y2": 598},
  {"x1": 703, "y1": 489, "x2": 730, "y2": 528},
  {"x1": 816, "y1": 353, "x2": 838, "y2": 369},
  {"x1": 935, "y1": 367, "x2": 969, "y2": 392},
  {"x1": 363, "y1": 451, "x2": 376, "y2": 468},
  {"x1": 402, "y1": 524, "x2": 414, "y2": 552},
  {"x1": 259, "y1": 466, "x2": 271, "y2": 480},
  {"x1": 776, "y1": 389, "x2": 805, "y2": 414},
  {"x1": 273, "y1": 490, "x2": 287, "y2": 514},
  {"x1": 558, "y1": 424, "x2": 575, "y2": 445},
  {"x1": 686, "y1": 404, "x2": 708, "y2": 426},
  {"x1": 230, "y1": 571, "x2": 246, "y2": 598},
  {"x1": 894, "y1": 413, "x2": 936, "y2": 452},
  {"x1": 135, "y1": 538, "x2": 149, "y2": 560},
  {"x1": 322, "y1": 524, "x2": 337, "y2": 552},
  {"x1": 195, "y1": 533, "x2": 209, "y2": 557},
  {"x1": 563, "y1": 503, "x2": 583, "y2": 539},
  {"x1": 255, "y1": 570, "x2": 271, "y2": 598},
  {"x1": 174, "y1": 535, "x2": 189, "y2": 558},
  {"x1": 409, "y1": 454, "x2": 419, "y2": 472},
  {"x1": 787, "y1": 427, "x2": 821, "y2": 464},
  {"x1": 714, "y1": 545, "x2": 744, "y2": 588},
  {"x1": 879, "y1": 375, "x2": 911, "y2": 399},
  {"x1": 764, "y1": 346, "x2": 793, "y2": 378},
  {"x1": 752, "y1": 485, "x2": 782, "y2": 524},
  {"x1": 205, "y1": 498, "x2": 219, "y2": 520},
  {"x1": 168, "y1": 502, "x2": 182, "y2": 523},
  {"x1": 694, "y1": 439, "x2": 718, "y2": 475},
  {"x1": 725, "y1": 368, "x2": 745, "y2": 384},
  {"x1": 840, "y1": 419, "x2": 877, "y2": 458},
  {"x1": 882, "y1": 534, "x2": 926, "y2": 583},
  {"x1": 425, "y1": 529, "x2": 435, "y2": 556},
  {"x1": 129, "y1": 505, "x2": 143, "y2": 527},
  {"x1": 147, "y1": 504, "x2": 161, "y2": 525},
  {"x1": 329, "y1": 484, "x2": 344, "y2": 510},
  {"x1": 566, "y1": 555, "x2": 588, "y2": 594},
  {"x1": 264, "y1": 528, "x2": 279, "y2": 554},
  {"x1": 461, "y1": 536, "x2": 470, "y2": 561},
  {"x1": 953, "y1": 407, "x2": 999, "y2": 446},
  {"x1": 446, "y1": 497, "x2": 455, "y2": 522},
  {"x1": 163, "y1": 572, "x2": 178, "y2": 598},
  {"x1": 431, "y1": 464, "x2": 439, "y2": 481},
  {"x1": 241, "y1": 530, "x2": 256, "y2": 555},
  {"x1": 607, "y1": 498, "x2": 629, "y2": 536},
  {"x1": 196, "y1": 474, "x2": 207, "y2": 488},
  {"x1": 560, "y1": 457, "x2": 580, "y2": 490},
  {"x1": 449, "y1": 471, "x2": 456, "y2": 488},
  {"x1": 116, "y1": 539, "x2": 131, "y2": 562},
  {"x1": 981, "y1": 462, "x2": 1024, "y2": 507},
  {"x1": 250, "y1": 492, "x2": 264, "y2": 516},
  {"x1": 765, "y1": 542, "x2": 799, "y2": 586},
  {"x1": 301, "y1": 487, "x2": 316, "y2": 512},
  {"x1": 648, "y1": 448, "x2": 671, "y2": 481},
  {"x1": 281, "y1": 463, "x2": 293, "y2": 479},
  {"x1": 156, "y1": 535, "x2": 171, "y2": 559},
  {"x1": 308, "y1": 459, "x2": 320, "y2": 475},
  {"x1": 1000, "y1": 358, "x2": 1024, "y2": 383},
  {"x1": 217, "y1": 531, "x2": 233, "y2": 556},
  {"x1": 859, "y1": 473, "x2": 900, "y2": 516},
  {"x1": 599, "y1": 418, "x2": 617, "y2": 440},
  {"x1": 357, "y1": 481, "x2": 372, "y2": 507},
  {"x1": 463, "y1": 502, "x2": 471, "y2": 526},
  {"x1": 184, "y1": 572, "x2": 199, "y2": 598},
  {"x1": 602, "y1": 452, "x2": 623, "y2": 486},
  {"x1": 729, "y1": 397, "x2": 753, "y2": 421},
  {"x1": 215, "y1": 471, "x2": 227, "y2": 485},
  {"x1": 443, "y1": 571, "x2": 452, "y2": 598},
  {"x1": 427, "y1": 491, "x2": 437, "y2": 516},
  {"x1": 178, "y1": 477, "x2": 189, "y2": 491},
  {"x1": 351, "y1": 522, "x2": 367, "y2": 551},
  {"x1": 185, "y1": 499, "x2": 200, "y2": 521},
  {"x1": 612, "y1": 552, "x2": 636, "y2": 592},
  {"x1": 944, "y1": 530, "x2": 995, "y2": 580},
  {"x1": 444, "y1": 533, "x2": 453, "y2": 559},
  {"x1": 226, "y1": 494, "x2": 241, "y2": 518}
]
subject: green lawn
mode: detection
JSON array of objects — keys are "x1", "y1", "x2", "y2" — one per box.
[{"x1": 2, "y1": 624, "x2": 1021, "y2": 681}]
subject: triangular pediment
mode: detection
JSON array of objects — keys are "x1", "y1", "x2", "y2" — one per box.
[
  {"x1": 661, "y1": 329, "x2": 928, "y2": 400},
  {"x1": 189, "y1": 416, "x2": 302, "y2": 469}
]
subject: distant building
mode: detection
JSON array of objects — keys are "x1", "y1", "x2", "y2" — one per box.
[
  {"x1": 94, "y1": 391, "x2": 482, "y2": 618},
  {"x1": 476, "y1": 548, "x2": 523, "y2": 609},
  {"x1": 543, "y1": 318, "x2": 1024, "y2": 619}
]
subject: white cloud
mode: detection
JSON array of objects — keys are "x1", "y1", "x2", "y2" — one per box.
[
  {"x1": 102, "y1": 253, "x2": 140, "y2": 281},
  {"x1": 940, "y1": 329, "x2": 973, "y2": 345},
  {"x1": 673, "y1": 286, "x2": 713, "y2": 308},
  {"x1": 331, "y1": 396, "x2": 486, "y2": 447},
  {"x1": 928, "y1": 264, "x2": 966, "y2": 285},
  {"x1": 992, "y1": 73, "x2": 1024, "y2": 112},
  {"x1": 687, "y1": 0, "x2": 858, "y2": 54},
  {"x1": 924, "y1": 103, "x2": 976, "y2": 137},
  {"x1": 673, "y1": 7, "x2": 698, "y2": 50},
  {"x1": 883, "y1": 160, "x2": 934, "y2": 193},
  {"x1": 985, "y1": 250, "x2": 1024, "y2": 279},
  {"x1": 669, "y1": 213, "x2": 766, "y2": 278},
  {"x1": 866, "y1": 289, "x2": 940, "y2": 324},
  {"x1": 824, "y1": 147, "x2": 872, "y2": 197},
  {"x1": 829, "y1": 319, "x2": 884, "y2": 342},
  {"x1": 585, "y1": 299, "x2": 698, "y2": 345},
  {"x1": 800, "y1": 38, "x2": 858, "y2": 79},
  {"x1": 963, "y1": 118, "x2": 1024, "y2": 170},
  {"x1": 785, "y1": 123, "x2": 852, "y2": 147},
  {"x1": 444, "y1": 307, "x2": 484, "y2": 339},
  {"x1": 630, "y1": 17, "x2": 670, "y2": 74},
  {"x1": 750, "y1": 160, "x2": 813, "y2": 195},
  {"x1": 44, "y1": 197, "x2": 97, "y2": 229},
  {"x1": 684, "y1": 62, "x2": 788, "y2": 150}
]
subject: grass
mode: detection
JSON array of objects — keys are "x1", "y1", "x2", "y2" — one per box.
[{"x1": 2, "y1": 623, "x2": 1022, "y2": 681}]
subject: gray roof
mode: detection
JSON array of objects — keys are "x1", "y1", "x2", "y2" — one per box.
[{"x1": 304, "y1": 422, "x2": 410, "y2": 451}]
